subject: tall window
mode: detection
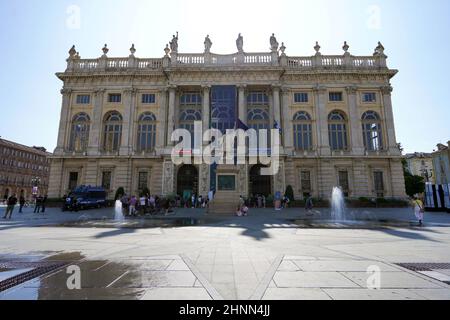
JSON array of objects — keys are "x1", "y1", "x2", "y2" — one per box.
[
  {"x1": 362, "y1": 111, "x2": 383, "y2": 151},
  {"x1": 338, "y1": 170, "x2": 349, "y2": 197},
  {"x1": 69, "y1": 113, "x2": 90, "y2": 152},
  {"x1": 247, "y1": 109, "x2": 270, "y2": 131},
  {"x1": 138, "y1": 172, "x2": 148, "y2": 192},
  {"x1": 103, "y1": 111, "x2": 122, "y2": 152},
  {"x1": 300, "y1": 170, "x2": 312, "y2": 197},
  {"x1": 68, "y1": 172, "x2": 78, "y2": 191},
  {"x1": 293, "y1": 111, "x2": 313, "y2": 151},
  {"x1": 137, "y1": 112, "x2": 157, "y2": 152},
  {"x1": 328, "y1": 111, "x2": 348, "y2": 151},
  {"x1": 373, "y1": 171, "x2": 384, "y2": 198},
  {"x1": 179, "y1": 92, "x2": 202, "y2": 143},
  {"x1": 101, "y1": 171, "x2": 112, "y2": 190}
]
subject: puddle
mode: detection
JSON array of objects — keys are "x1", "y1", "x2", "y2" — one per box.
[
  {"x1": 289, "y1": 219, "x2": 418, "y2": 229},
  {"x1": 0, "y1": 252, "x2": 186, "y2": 300},
  {"x1": 54, "y1": 217, "x2": 224, "y2": 229}
]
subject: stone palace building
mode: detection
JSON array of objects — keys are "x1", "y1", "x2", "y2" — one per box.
[{"x1": 48, "y1": 34, "x2": 406, "y2": 201}]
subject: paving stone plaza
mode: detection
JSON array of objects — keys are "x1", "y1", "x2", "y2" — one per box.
[{"x1": 1, "y1": 206, "x2": 450, "y2": 300}]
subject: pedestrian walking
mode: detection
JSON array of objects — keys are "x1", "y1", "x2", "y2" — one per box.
[
  {"x1": 305, "y1": 196, "x2": 314, "y2": 215},
  {"x1": 3, "y1": 194, "x2": 18, "y2": 219},
  {"x1": 412, "y1": 196, "x2": 425, "y2": 226},
  {"x1": 34, "y1": 196, "x2": 42, "y2": 213},
  {"x1": 19, "y1": 195, "x2": 25, "y2": 213}
]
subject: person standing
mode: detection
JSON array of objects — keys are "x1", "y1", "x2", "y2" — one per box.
[
  {"x1": 412, "y1": 196, "x2": 425, "y2": 226},
  {"x1": 41, "y1": 195, "x2": 48, "y2": 213},
  {"x1": 19, "y1": 195, "x2": 26, "y2": 213},
  {"x1": 34, "y1": 196, "x2": 42, "y2": 213},
  {"x1": 3, "y1": 194, "x2": 18, "y2": 219},
  {"x1": 129, "y1": 195, "x2": 137, "y2": 216}
]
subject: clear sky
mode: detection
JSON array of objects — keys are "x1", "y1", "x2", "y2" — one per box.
[{"x1": 0, "y1": 0, "x2": 449, "y2": 154}]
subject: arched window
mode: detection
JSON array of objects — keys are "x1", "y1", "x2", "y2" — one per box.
[
  {"x1": 103, "y1": 111, "x2": 122, "y2": 152},
  {"x1": 362, "y1": 111, "x2": 383, "y2": 151},
  {"x1": 137, "y1": 112, "x2": 157, "y2": 152},
  {"x1": 247, "y1": 108, "x2": 270, "y2": 131},
  {"x1": 69, "y1": 113, "x2": 90, "y2": 152},
  {"x1": 328, "y1": 111, "x2": 348, "y2": 151},
  {"x1": 293, "y1": 111, "x2": 313, "y2": 151}
]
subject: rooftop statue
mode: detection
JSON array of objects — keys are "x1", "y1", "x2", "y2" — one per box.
[
  {"x1": 204, "y1": 35, "x2": 212, "y2": 53},
  {"x1": 236, "y1": 33, "x2": 244, "y2": 53},
  {"x1": 270, "y1": 33, "x2": 279, "y2": 52},
  {"x1": 170, "y1": 32, "x2": 179, "y2": 53}
]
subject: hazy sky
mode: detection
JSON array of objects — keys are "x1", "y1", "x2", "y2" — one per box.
[{"x1": 0, "y1": 0, "x2": 449, "y2": 154}]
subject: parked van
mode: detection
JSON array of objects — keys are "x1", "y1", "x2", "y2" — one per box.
[{"x1": 71, "y1": 186, "x2": 107, "y2": 210}]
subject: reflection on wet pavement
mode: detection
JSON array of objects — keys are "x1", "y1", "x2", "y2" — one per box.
[
  {"x1": 54, "y1": 218, "x2": 224, "y2": 229},
  {"x1": 0, "y1": 252, "x2": 212, "y2": 300}
]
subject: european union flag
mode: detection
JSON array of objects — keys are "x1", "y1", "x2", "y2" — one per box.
[
  {"x1": 236, "y1": 119, "x2": 249, "y2": 131},
  {"x1": 274, "y1": 121, "x2": 282, "y2": 134}
]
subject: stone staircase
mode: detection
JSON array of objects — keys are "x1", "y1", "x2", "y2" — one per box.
[{"x1": 207, "y1": 191, "x2": 240, "y2": 215}]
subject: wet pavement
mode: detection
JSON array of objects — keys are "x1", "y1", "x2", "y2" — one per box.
[{"x1": 1, "y1": 206, "x2": 450, "y2": 300}]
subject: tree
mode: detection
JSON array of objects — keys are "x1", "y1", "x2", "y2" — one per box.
[
  {"x1": 284, "y1": 185, "x2": 294, "y2": 201},
  {"x1": 114, "y1": 187, "x2": 125, "y2": 200},
  {"x1": 402, "y1": 159, "x2": 425, "y2": 197}
]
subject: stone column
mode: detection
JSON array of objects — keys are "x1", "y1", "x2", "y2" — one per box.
[
  {"x1": 167, "y1": 86, "x2": 177, "y2": 146},
  {"x1": 202, "y1": 85, "x2": 211, "y2": 134},
  {"x1": 281, "y1": 87, "x2": 293, "y2": 152},
  {"x1": 199, "y1": 163, "x2": 210, "y2": 197},
  {"x1": 272, "y1": 85, "x2": 281, "y2": 127},
  {"x1": 238, "y1": 85, "x2": 247, "y2": 124},
  {"x1": 162, "y1": 160, "x2": 175, "y2": 195},
  {"x1": 313, "y1": 86, "x2": 330, "y2": 156},
  {"x1": 120, "y1": 88, "x2": 137, "y2": 155},
  {"x1": 346, "y1": 86, "x2": 364, "y2": 155},
  {"x1": 156, "y1": 88, "x2": 168, "y2": 151},
  {"x1": 54, "y1": 89, "x2": 72, "y2": 155},
  {"x1": 381, "y1": 85, "x2": 400, "y2": 155},
  {"x1": 88, "y1": 88, "x2": 105, "y2": 156}
]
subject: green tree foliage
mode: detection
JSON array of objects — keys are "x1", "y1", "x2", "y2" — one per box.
[
  {"x1": 284, "y1": 185, "x2": 294, "y2": 201},
  {"x1": 402, "y1": 159, "x2": 425, "y2": 197},
  {"x1": 114, "y1": 187, "x2": 125, "y2": 200}
]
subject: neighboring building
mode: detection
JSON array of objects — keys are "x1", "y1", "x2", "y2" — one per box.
[
  {"x1": 432, "y1": 142, "x2": 450, "y2": 185},
  {"x1": 404, "y1": 152, "x2": 434, "y2": 182},
  {"x1": 49, "y1": 35, "x2": 406, "y2": 201},
  {"x1": 0, "y1": 138, "x2": 52, "y2": 201}
]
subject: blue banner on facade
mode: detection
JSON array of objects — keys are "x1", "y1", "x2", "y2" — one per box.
[{"x1": 210, "y1": 86, "x2": 237, "y2": 191}]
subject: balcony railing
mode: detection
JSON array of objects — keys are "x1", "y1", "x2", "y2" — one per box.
[{"x1": 66, "y1": 51, "x2": 387, "y2": 72}]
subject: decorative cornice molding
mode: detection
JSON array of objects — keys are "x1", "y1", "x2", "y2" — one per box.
[
  {"x1": 380, "y1": 85, "x2": 393, "y2": 95},
  {"x1": 345, "y1": 86, "x2": 358, "y2": 95},
  {"x1": 60, "y1": 88, "x2": 73, "y2": 95}
]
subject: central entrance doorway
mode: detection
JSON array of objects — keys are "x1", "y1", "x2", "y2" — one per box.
[
  {"x1": 249, "y1": 165, "x2": 272, "y2": 197},
  {"x1": 177, "y1": 165, "x2": 198, "y2": 199}
]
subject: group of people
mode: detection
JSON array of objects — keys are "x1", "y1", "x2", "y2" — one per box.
[
  {"x1": 119, "y1": 193, "x2": 171, "y2": 216},
  {"x1": 177, "y1": 193, "x2": 210, "y2": 209},
  {"x1": 2, "y1": 194, "x2": 47, "y2": 219}
]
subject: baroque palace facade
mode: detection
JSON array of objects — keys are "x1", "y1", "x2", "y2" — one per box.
[{"x1": 48, "y1": 34, "x2": 406, "y2": 201}]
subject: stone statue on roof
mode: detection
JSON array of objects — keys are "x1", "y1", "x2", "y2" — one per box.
[
  {"x1": 236, "y1": 33, "x2": 244, "y2": 53},
  {"x1": 204, "y1": 35, "x2": 212, "y2": 53},
  {"x1": 170, "y1": 32, "x2": 179, "y2": 53},
  {"x1": 270, "y1": 33, "x2": 279, "y2": 52}
]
